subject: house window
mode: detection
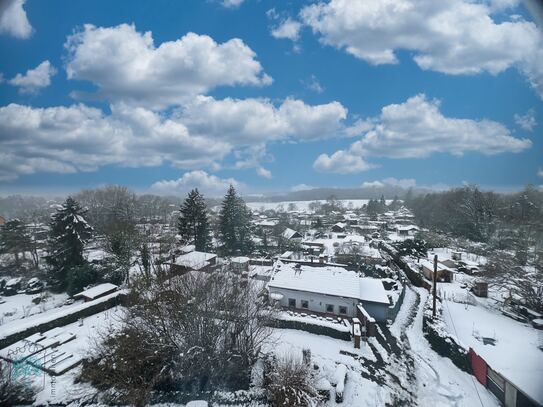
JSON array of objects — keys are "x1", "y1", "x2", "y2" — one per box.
[
  {"x1": 288, "y1": 298, "x2": 296, "y2": 307},
  {"x1": 301, "y1": 300, "x2": 309, "y2": 309},
  {"x1": 339, "y1": 306, "x2": 347, "y2": 315},
  {"x1": 326, "y1": 304, "x2": 334, "y2": 313}
]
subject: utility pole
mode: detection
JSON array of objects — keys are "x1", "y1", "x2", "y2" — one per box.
[{"x1": 432, "y1": 254, "x2": 438, "y2": 318}]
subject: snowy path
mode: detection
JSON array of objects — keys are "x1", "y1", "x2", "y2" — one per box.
[{"x1": 393, "y1": 285, "x2": 499, "y2": 407}]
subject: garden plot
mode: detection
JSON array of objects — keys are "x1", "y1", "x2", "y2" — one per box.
[{"x1": 0, "y1": 291, "x2": 68, "y2": 325}]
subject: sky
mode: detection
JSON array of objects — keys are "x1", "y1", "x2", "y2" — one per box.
[{"x1": 0, "y1": 0, "x2": 542, "y2": 197}]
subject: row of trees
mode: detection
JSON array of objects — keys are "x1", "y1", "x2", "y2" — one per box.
[{"x1": 177, "y1": 185, "x2": 254, "y2": 256}]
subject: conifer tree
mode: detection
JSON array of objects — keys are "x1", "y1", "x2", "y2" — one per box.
[
  {"x1": 218, "y1": 185, "x2": 253, "y2": 255},
  {"x1": 0, "y1": 219, "x2": 31, "y2": 269},
  {"x1": 47, "y1": 197, "x2": 93, "y2": 288},
  {"x1": 178, "y1": 188, "x2": 211, "y2": 252}
]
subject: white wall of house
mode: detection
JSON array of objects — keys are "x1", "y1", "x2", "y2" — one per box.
[{"x1": 269, "y1": 287, "x2": 359, "y2": 318}]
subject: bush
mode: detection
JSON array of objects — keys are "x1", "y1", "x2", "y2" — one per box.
[
  {"x1": 0, "y1": 360, "x2": 35, "y2": 406},
  {"x1": 65, "y1": 263, "x2": 100, "y2": 296},
  {"x1": 264, "y1": 355, "x2": 320, "y2": 407}
]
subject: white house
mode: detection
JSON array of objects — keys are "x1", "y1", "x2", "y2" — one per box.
[{"x1": 267, "y1": 262, "x2": 390, "y2": 321}]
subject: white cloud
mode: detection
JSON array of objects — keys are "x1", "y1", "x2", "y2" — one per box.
[
  {"x1": 65, "y1": 24, "x2": 271, "y2": 108},
  {"x1": 8, "y1": 60, "x2": 57, "y2": 94},
  {"x1": 256, "y1": 167, "x2": 272, "y2": 179},
  {"x1": 514, "y1": 108, "x2": 537, "y2": 131},
  {"x1": 290, "y1": 183, "x2": 315, "y2": 192},
  {"x1": 150, "y1": 170, "x2": 241, "y2": 196},
  {"x1": 0, "y1": 94, "x2": 348, "y2": 180},
  {"x1": 313, "y1": 150, "x2": 375, "y2": 174},
  {"x1": 300, "y1": 0, "x2": 543, "y2": 98},
  {"x1": 314, "y1": 94, "x2": 531, "y2": 173},
  {"x1": 271, "y1": 18, "x2": 302, "y2": 41},
  {"x1": 178, "y1": 95, "x2": 348, "y2": 144},
  {"x1": 0, "y1": 103, "x2": 230, "y2": 181},
  {"x1": 221, "y1": 0, "x2": 245, "y2": 8},
  {"x1": 0, "y1": 0, "x2": 32, "y2": 39},
  {"x1": 302, "y1": 75, "x2": 324, "y2": 93},
  {"x1": 362, "y1": 177, "x2": 416, "y2": 188},
  {"x1": 538, "y1": 168, "x2": 543, "y2": 178}
]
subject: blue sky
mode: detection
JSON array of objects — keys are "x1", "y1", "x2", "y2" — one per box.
[{"x1": 0, "y1": 0, "x2": 541, "y2": 196}]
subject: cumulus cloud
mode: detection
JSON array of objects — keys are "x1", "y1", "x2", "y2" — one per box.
[
  {"x1": 313, "y1": 150, "x2": 375, "y2": 174},
  {"x1": 514, "y1": 108, "x2": 537, "y2": 131},
  {"x1": 65, "y1": 24, "x2": 271, "y2": 108},
  {"x1": 0, "y1": 94, "x2": 349, "y2": 180},
  {"x1": 271, "y1": 18, "x2": 302, "y2": 41},
  {"x1": 539, "y1": 168, "x2": 543, "y2": 178},
  {"x1": 314, "y1": 94, "x2": 531, "y2": 173},
  {"x1": 0, "y1": 103, "x2": 230, "y2": 181},
  {"x1": 0, "y1": 0, "x2": 32, "y2": 39},
  {"x1": 300, "y1": 0, "x2": 543, "y2": 98},
  {"x1": 8, "y1": 60, "x2": 57, "y2": 94},
  {"x1": 178, "y1": 95, "x2": 348, "y2": 144},
  {"x1": 150, "y1": 170, "x2": 241, "y2": 196},
  {"x1": 362, "y1": 177, "x2": 416, "y2": 188}
]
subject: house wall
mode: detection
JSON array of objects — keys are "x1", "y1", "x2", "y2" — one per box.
[
  {"x1": 360, "y1": 301, "x2": 389, "y2": 322},
  {"x1": 268, "y1": 287, "x2": 389, "y2": 321},
  {"x1": 268, "y1": 287, "x2": 358, "y2": 318}
]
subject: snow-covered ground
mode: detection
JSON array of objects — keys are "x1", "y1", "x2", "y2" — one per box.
[
  {"x1": 0, "y1": 291, "x2": 68, "y2": 326},
  {"x1": 397, "y1": 287, "x2": 499, "y2": 407},
  {"x1": 441, "y1": 296, "x2": 543, "y2": 405}
]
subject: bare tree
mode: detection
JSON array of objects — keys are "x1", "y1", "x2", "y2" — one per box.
[{"x1": 81, "y1": 269, "x2": 274, "y2": 405}]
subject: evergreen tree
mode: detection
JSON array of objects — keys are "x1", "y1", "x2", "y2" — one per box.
[
  {"x1": 178, "y1": 189, "x2": 211, "y2": 252},
  {"x1": 46, "y1": 197, "x2": 93, "y2": 289},
  {"x1": 0, "y1": 219, "x2": 31, "y2": 268},
  {"x1": 218, "y1": 185, "x2": 253, "y2": 255}
]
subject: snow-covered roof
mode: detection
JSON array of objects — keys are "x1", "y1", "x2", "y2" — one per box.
[
  {"x1": 419, "y1": 259, "x2": 454, "y2": 272},
  {"x1": 74, "y1": 283, "x2": 118, "y2": 300},
  {"x1": 174, "y1": 251, "x2": 217, "y2": 269},
  {"x1": 282, "y1": 227, "x2": 301, "y2": 239},
  {"x1": 333, "y1": 222, "x2": 347, "y2": 229},
  {"x1": 268, "y1": 262, "x2": 389, "y2": 304}
]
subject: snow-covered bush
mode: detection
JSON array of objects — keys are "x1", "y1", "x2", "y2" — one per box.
[{"x1": 264, "y1": 354, "x2": 321, "y2": 407}]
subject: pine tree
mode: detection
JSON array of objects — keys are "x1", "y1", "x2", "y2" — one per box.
[
  {"x1": 178, "y1": 189, "x2": 211, "y2": 252},
  {"x1": 47, "y1": 197, "x2": 93, "y2": 288},
  {"x1": 219, "y1": 185, "x2": 253, "y2": 255},
  {"x1": 0, "y1": 219, "x2": 31, "y2": 269}
]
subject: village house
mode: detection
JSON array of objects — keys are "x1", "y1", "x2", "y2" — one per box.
[
  {"x1": 331, "y1": 222, "x2": 347, "y2": 233},
  {"x1": 282, "y1": 227, "x2": 303, "y2": 242},
  {"x1": 230, "y1": 256, "x2": 250, "y2": 273},
  {"x1": 267, "y1": 262, "x2": 390, "y2": 321},
  {"x1": 169, "y1": 251, "x2": 218, "y2": 274},
  {"x1": 0, "y1": 215, "x2": 5, "y2": 226},
  {"x1": 396, "y1": 225, "x2": 419, "y2": 236},
  {"x1": 420, "y1": 259, "x2": 455, "y2": 282}
]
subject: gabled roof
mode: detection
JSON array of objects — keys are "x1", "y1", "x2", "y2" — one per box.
[
  {"x1": 174, "y1": 251, "x2": 217, "y2": 269},
  {"x1": 268, "y1": 261, "x2": 389, "y2": 304},
  {"x1": 282, "y1": 227, "x2": 302, "y2": 239}
]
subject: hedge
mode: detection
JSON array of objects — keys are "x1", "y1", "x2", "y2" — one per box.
[{"x1": 267, "y1": 318, "x2": 351, "y2": 341}]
